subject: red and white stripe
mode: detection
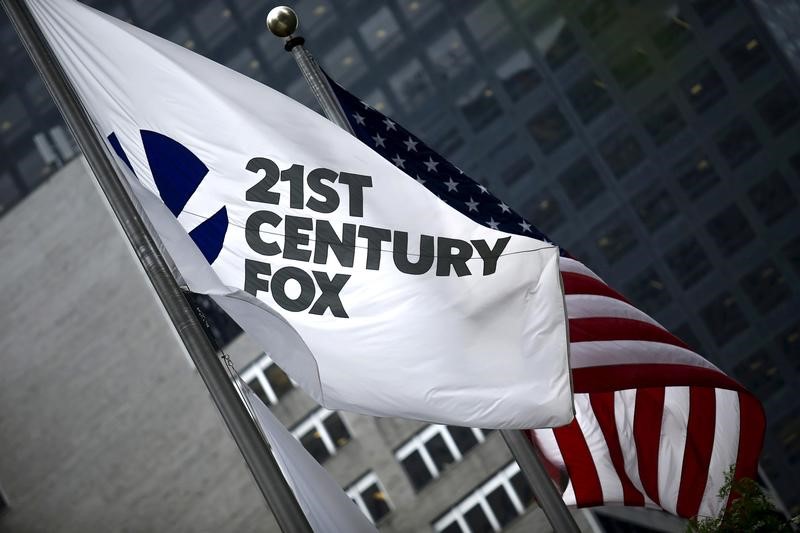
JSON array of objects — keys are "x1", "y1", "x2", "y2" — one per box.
[{"x1": 528, "y1": 257, "x2": 765, "y2": 519}]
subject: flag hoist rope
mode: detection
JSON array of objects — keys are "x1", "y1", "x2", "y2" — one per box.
[
  {"x1": 266, "y1": 6, "x2": 582, "y2": 533},
  {"x1": 1, "y1": 1, "x2": 311, "y2": 531}
]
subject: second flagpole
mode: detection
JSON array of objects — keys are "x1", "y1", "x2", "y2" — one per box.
[{"x1": 267, "y1": 6, "x2": 581, "y2": 533}]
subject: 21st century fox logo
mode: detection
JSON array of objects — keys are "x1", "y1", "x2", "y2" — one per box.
[{"x1": 109, "y1": 130, "x2": 512, "y2": 319}]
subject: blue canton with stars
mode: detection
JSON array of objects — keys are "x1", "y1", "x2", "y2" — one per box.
[{"x1": 326, "y1": 75, "x2": 563, "y2": 254}]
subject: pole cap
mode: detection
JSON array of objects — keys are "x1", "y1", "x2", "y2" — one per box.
[{"x1": 266, "y1": 6, "x2": 299, "y2": 38}]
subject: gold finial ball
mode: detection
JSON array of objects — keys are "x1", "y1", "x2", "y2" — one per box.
[{"x1": 266, "y1": 6, "x2": 299, "y2": 38}]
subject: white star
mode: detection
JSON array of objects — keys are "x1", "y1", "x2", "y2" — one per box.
[
  {"x1": 416, "y1": 175, "x2": 426, "y2": 185},
  {"x1": 519, "y1": 220, "x2": 532, "y2": 233},
  {"x1": 403, "y1": 137, "x2": 418, "y2": 152},
  {"x1": 423, "y1": 157, "x2": 439, "y2": 173},
  {"x1": 465, "y1": 198, "x2": 479, "y2": 212},
  {"x1": 353, "y1": 113, "x2": 366, "y2": 125},
  {"x1": 362, "y1": 100, "x2": 371, "y2": 109},
  {"x1": 498, "y1": 202, "x2": 511, "y2": 213},
  {"x1": 476, "y1": 184, "x2": 489, "y2": 194},
  {"x1": 444, "y1": 177, "x2": 459, "y2": 192},
  {"x1": 383, "y1": 117, "x2": 396, "y2": 131},
  {"x1": 391, "y1": 154, "x2": 405, "y2": 168},
  {"x1": 487, "y1": 218, "x2": 500, "y2": 230},
  {"x1": 372, "y1": 133, "x2": 386, "y2": 147}
]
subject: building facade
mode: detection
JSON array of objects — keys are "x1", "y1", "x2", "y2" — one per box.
[{"x1": 1, "y1": 0, "x2": 799, "y2": 529}]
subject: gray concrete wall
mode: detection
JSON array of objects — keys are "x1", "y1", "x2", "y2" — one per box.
[{"x1": 0, "y1": 159, "x2": 277, "y2": 533}]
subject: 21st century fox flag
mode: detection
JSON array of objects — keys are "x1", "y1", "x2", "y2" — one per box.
[{"x1": 29, "y1": 0, "x2": 573, "y2": 428}]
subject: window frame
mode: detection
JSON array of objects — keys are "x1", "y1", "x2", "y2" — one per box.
[
  {"x1": 240, "y1": 354, "x2": 294, "y2": 406},
  {"x1": 346, "y1": 471, "x2": 392, "y2": 524},
  {"x1": 395, "y1": 425, "x2": 490, "y2": 490},
  {"x1": 433, "y1": 462, "x2": 528, "y2": 532},
  {"x1": 291, "y1": 407, "x2": 351, "y2": 462}
]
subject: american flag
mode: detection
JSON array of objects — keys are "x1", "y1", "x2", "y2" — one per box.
[{"x1": 327, "y1": 75, "x2": 765, "y2": 519}]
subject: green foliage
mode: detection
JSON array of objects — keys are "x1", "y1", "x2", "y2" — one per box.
[{"x1": 687, "y1": 467, "x2": 797, "y2": 532}]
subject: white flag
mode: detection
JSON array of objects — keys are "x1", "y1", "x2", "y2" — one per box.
[
  {"x1": 243, "y1": 385, "x2": 376, "y2": 532},
  {"x1": 29, "y1": 0, "x2": 573, "y2": 428}
]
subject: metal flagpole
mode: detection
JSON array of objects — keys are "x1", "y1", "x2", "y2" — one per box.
[
  {"x1": 2, "y1": 1, "x2": 311, "y2": 531},
  {"x1": 266, "y1": 6, "x2": 581, "y2": 532}
]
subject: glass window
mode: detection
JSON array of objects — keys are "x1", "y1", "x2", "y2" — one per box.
[
  {"x1": 322, "y1": 38, "x2": 366, "y2": 85},
  {"x1": 777, "y1": 322, "x2": 800, "y2": 370},
  {"x1": 652, "y1": 5, "x2": 693, "y2": 59},
  {"x1": 347, "y1": 472, "x2": 391, "y2": 523},
  {"x1": 624, "y1": 267, "x2": 671, "y2": 315},
  {"x1": 501, "y1": 156, "x2": 534, "y2": 186},
  {"x1": 427, "y1": 433, "x2": 457, "y2": 472},
  {"x1": 525, "y1": 190, "x2": 563, "y2": 233},
  {"x1": 632, "y1": 187, "x2": 677, "y2": 231},
  {"x1": 224, "y1": 47, "x2": 264, "y2": 81},
  {"x1": 608, "y1": 44, "x2": 653, "y2": 89},
  {"x1": 715, "y1": 117, "x2": 761, "y2": 169},
  {"x1": 295, "y1": 0, "x2": 337, "y2": 37},
  {"x1": 690, "y1": 0, "x2": 735, "y2": 26},
  {"x1": 448, "y1": 426, "x2": 480, "y2": 455},
  {"x1": 433, "y1": 127, "x2": 465, "y2": 158},
  {"x1": 0, "y1": 173, "x2": 21, "y2": 214},
  {"x1": 527, "y1": 104, "x2": 573, "y2": 154},
  {"x1": 665, "y1": 238, "x2": 711, "y2": 289},
  {"x1": 674, "y1": 323, "x2": 703, "y2": 352},
  {"x1": 596, "y1": 220, "x2": 637, "y2": 263},
  {"x1": 525, "y1": 190, "x2": 564, "y2": 233},
  {"x1": 486, "y1": 485, "x2": 517, "y2": 527},
  {"x1": 674, "y1": 150, "x2": 719, "y2": 199},
  {"x1": 720, "y1": 27, "x2": 769, "y2": 81},
  {"x1": 740, "y1": 261, "x2": 789, "y2": 313},
  {"x1": 192, "y1": 0, "x2": 234, "y2": 48},
  {"x1": 680, "y1": 61, "x2": 726, "y2": 114},
  {"x1": 241, "y1": 354, "x2": 293, "y2": 405},
  {"x1": 129, "y1": 1, "x2": 171, "y2": 26},
  {"x1": 363, "y1": 89, "x2": 393, "y2": 116},
  {"x1": 464, "y1": 504, "x2": 493, "y2": 532},
  {"x1": 359, "y1": 7, "x2": 402, "y2": 56},
  {"x1": 783, "y1": 236, "x2": 800, "y2": 274},
  {"x1": 639, "y1": 95, "x2": 686, "y2": 146},
  {"x1": 531, "y1": 15, "x2": 578, "y2": 70},
  {"x1": 749, "y1": 172, "x2": 797, "y2": 225},
  {"x1": 428, "y1": 29, "x2": 473, "y2": 81},
  {"x1": 432, "y1": 463, "x2": 529, "y2": 532},
  {"x1": 0, "y1": 93, "x2": 30, "y2": 145},
  {"x1": 567, "y1": 72, "x2": 612, "y2": 124},
  {"x1": 292, "y1": 409, "x2": 351, "y2": 464},
  {"x1": 16, "y1": 148, "x2": 49, "y2": 190},
  {"x1": 496, "y1": 50, "x2": 541, "y2": 101},
  {"x1": 756, "y1": 81, "x2": 800, "y2": 136},
  {"x1": 701, "y1": 292, "x2": 748, "y2": 345},
  {"x1": 465, "y1": 1, "x2": 509, "y2": 50},
  {"x1": 510, "y1": 472, "x2": 534, "y2": 506},
  {"x1": 776, "y1": 413, "x2": 800, "y2": 465},
  {"x1": 25, "y1": 76, "x2": 53, "y2": 114},
  {"x1": 397, "y1": 0, "x2": 440, "y2": 28},
  {"x1": 389, "y1": 59, "x2": 435, "y2": 113},
  {"x1": 457, "y1": 83, "x2": 501, "y2": 131},
  {"x1": 401, "y1": 450, "x2": 434, "y2": 491},
  {"x1": 599, "y1": 128, "x2": 644, "y2": 178},
  {"x1": 559, "y1": 156, "x2": 606, "y2": 209},
  {"x1": 578, "y1": 0, "x2": 618, "y2": 37},
  {"x1": 706, "y1": 205, "x2": 754, "y2": 256},
  {"x1": 396, "y1": 425, "x2": 490, "y2": 491}
]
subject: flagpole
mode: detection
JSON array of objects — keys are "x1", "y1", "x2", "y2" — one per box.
[
  {"x1": 267, "y1": 6, "x2": 581, "y2": 532},
  {"x1": 2, "y1": 2, "x2": 311, "y2": 531}
]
